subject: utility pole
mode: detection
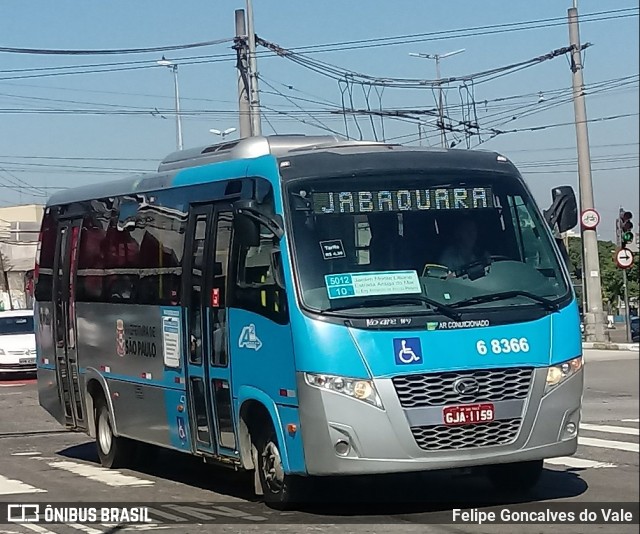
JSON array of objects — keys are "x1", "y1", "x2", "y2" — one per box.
[
  {"x1": 409, "y1": 49, "x2": 464, "y2": 148},
  {"x1": 246, "y1": 0, "x2": 262, "y2": 136},
  {"x1": 622, "y1": 268, "x2": 631, "y2": 341},
  {"x1": 568, "y1": 5, "x2": 608, "y2": 342},
  {"x1": 157, "y1": 57, "x2": 184, "y2": 150},
  {"x1": 234, "y1": 9, "x2": 251, "y2": 138}
]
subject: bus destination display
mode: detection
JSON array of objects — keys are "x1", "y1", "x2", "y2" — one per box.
[{"x1": 311, "y1": 186, "x2": 493, "y2": 214}]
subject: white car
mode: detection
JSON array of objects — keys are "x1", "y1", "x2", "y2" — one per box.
[{"x1": 0, "y1": 309, "x2": 36, "y2": 375}]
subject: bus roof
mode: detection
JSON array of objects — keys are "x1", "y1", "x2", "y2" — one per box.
[{"x1": 46, "y1": 135, "x2": 511, "y2": 207}]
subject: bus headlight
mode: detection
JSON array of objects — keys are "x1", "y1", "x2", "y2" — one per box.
[
  {"x1": 545, "y1": 356, "x2": 583, "y2": 394},
  {"x1": 304, "y1": 373, "x2": 384, "y2": 409}
]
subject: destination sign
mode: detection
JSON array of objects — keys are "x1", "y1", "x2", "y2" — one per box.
[{"x1": 311, "y1": 186, "x2": 493, "y2": 214}]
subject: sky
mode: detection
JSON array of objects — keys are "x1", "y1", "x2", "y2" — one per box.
[{"x1": 0, "y1": 0, "x2": 638, "y2": 241}]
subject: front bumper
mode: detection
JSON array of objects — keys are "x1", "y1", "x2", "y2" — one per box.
[
  {"x1": 296, "y1": 367, "x2": 582, "y2": 476},
  {"x1": 0, "y1": 360, "x2": 37, "y2": 373}
]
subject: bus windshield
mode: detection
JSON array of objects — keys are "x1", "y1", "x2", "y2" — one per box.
[{"x1": 286, "y1": 172, "x2": 569, "y2": 315}]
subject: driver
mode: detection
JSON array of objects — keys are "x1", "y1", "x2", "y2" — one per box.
[{"x1": 439, "y1": 215, "x2": 481, "y2": 273}]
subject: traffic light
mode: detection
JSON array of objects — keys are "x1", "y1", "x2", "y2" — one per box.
[{"x1": 619, "y1": 210, "x2": 634, "y2": 246}]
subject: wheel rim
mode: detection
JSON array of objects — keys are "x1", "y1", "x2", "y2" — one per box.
[
  {"x1": 261, "y1": 440, "x2": 285, "y2": 493},
  {"x1": 97, "y1": 409, "x2": 113, "y2": 455}
]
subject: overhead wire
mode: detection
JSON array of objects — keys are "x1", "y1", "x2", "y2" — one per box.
[{"x1": 0, "y1": 38, "x2": 233, "y2": 55}]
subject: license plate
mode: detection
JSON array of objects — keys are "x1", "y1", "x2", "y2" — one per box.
[
  {"x1": 443, "y1": 403, "x2": 494, "y2": 425},
  {"x1": 19, "y1": 358, "x2": 36, "y2": 365}
]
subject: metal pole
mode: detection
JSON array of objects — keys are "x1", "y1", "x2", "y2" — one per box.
[
  {"x1": 172, "y1": 66, "x2": 183, "y2": 150},
  {"x1": 568, "y1": 6, "x2": 607, "y2": 342},
  {"x1": 235, "y1": 9, "x2": 251, "y2": 138},
  {"x1": 435, "y1": 56, "x2": 446, "y2": 148},
  {"x1": 622, "y1": 268, "x2": 631, "y2": 342},
  {"x1": 246, "y1": 0, "x2": 262, "y2": 136}
]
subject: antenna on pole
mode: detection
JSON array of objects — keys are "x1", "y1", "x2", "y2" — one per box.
[{"x1": 409, "y1": 49, "x2": 465, "y2": 148}]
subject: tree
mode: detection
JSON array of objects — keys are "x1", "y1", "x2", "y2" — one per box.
[{"x1": 567, "y1": 236, "x2": 639, "y2": 312}]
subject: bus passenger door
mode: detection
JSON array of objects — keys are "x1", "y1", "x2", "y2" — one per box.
[
  {"x1": 206, "y1": 209, "x2": 237, "y2": 457},
  {"x1": 183, "y1": 205, "x2": 238, "y2": 458},
  {"x1": 184, "y1": 205, "x2": 216, "y2": 454},
  {"x1": 52, "y1": 218, "x2": 86, "y2": 430}
]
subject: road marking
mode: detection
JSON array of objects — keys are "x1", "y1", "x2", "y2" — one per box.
[
  {"x1": 545, "y1": 457, "x2": 615, "y2": 469},
  {"x1": 11, "y1": 452, "x2": 42, "y2": 457},
  {"x1": 622, "y1": 418, "x2": 639, "y2": 423},
  {"x1": 20, "y1": 525, "x2": 57, "y2": 534},
  {"x1": 0, "y1": 384, "x2": 26, "y2": 388},
  {"x1": 121, "y1": 526, "x2": 172, "y2": 531},
  {"x1": 580, "y1": 423, "x2": 640, "y2": 436},
  {"x1": 48, "y1": 460, "x2": 154, "y2": 487},
  {"x1": 67, "y1": 525, "x2": 103, "y2": 534},
  {"x1": 578, "y1": 437, "x2": 639, "y2": 453},
  {"x1": 0, "y1": 474, "x2": 47, "y2": 495}
]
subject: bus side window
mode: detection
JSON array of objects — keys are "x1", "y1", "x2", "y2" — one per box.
[
  {"x1": 188, "y1": 216, "x2": 207, "y2": 365},
  {"x1": 211, "y1": 212, "x2": 232, "y2": 366},
  {"x1": 35, "y1": 209, "x2": 58, "y2": 302},
  {"x1": 234, "y1": 225, "x2": 288, "y2": 325}
]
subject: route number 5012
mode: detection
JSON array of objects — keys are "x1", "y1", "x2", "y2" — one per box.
[{"x1": 476, "y1": 338, "x2": 530, "y2": 355}]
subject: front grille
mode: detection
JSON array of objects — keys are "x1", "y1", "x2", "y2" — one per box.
[
  {"x1": 393, "y1": 367, "x2": 533, "y2": 408},
  {"x1": 411, "y1": 418, "x2": 521, "y2": 451},
  {"x1": 0, "y1": 363, "x2": 36, "y2": 371}
]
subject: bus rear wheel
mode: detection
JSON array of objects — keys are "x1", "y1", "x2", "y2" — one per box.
[
  {"x1": 254, "y1": 428, "x2": 304, "y2": 508},
  {"x1": 95, "y1": 398, "x2": 134, "y2": 469},
  {"x1": 487, "y1": 459, "x2": 544, "y2": 493}
]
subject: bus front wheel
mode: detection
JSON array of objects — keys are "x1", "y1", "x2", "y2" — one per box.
[
  {"x1": 254, "y1": 428, "x2": 303, "y2": 508},
  {"x1": 487, "y1": 459, "x2": 544, "y2": 493},
  {"x1": 95, "y1": 398, "x2": 134, "y2": 469}
]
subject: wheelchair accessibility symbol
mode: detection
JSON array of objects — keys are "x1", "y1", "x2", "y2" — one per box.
[
  {"x1": 177, "y1": 416, "x2": 187, "y2": 441},
  {"x1": 393, "y1": 338, "x2": 423, "y2": 365}
]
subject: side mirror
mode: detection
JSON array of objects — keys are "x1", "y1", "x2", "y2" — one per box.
[
  {"x1": 232, "y1": 200, "x2": 260, "y2": 247},
  {"x1": 232, "y1": 199, "x2": 284, "y2": 242},
  {"x1": 544, "y1": 186, "x2": 577, "y2": 234}
]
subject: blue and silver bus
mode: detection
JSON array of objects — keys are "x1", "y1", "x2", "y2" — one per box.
[{"x1": 36, "y1": 135, "x2": 582, "y2": 505}]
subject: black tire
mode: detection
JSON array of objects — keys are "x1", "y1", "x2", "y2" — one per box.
[
  {"x1": 95, "y1": 397, "x2": 134, "y2": 469},
  {"x1": 487, "y1": 459, "x2": 544, "y2": 493},
  {"x1": 254, "y1": 428, "x2": 305, "y2": 509}
]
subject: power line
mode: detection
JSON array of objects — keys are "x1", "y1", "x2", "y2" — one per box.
[
  {"x1": 500, "y1": 142, "x2": 639, "y2": 154},
  {"x1": 385, "y1": 112, "x2": 639, "y2": 145},
  {"x1": 0, "y1": 38, "x2": 233, "y2": 55},
  {"x1": 522, "y1": 164, "x2": 639, "y2": 174},
  {"x1": 0, "y1": 8, "x2": 633, "y2": 82},
  {"x1": 263, "y1": 9, "x2": 638, "y2": 55},
  {"x1": 0, "y1": 155, "x2": 159, "y2": 162}
]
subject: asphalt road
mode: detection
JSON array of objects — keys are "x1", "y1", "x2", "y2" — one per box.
[{"x1": 0, "y1": 348, "x2": 637, "y2": 534}]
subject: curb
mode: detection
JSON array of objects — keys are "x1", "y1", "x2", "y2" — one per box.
[{"x1": 582, "y1": 342, "x2": 639, "y2": 351}]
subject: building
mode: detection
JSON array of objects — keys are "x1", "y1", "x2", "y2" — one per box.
[{"x1": 0, "y1": 204, "x2": 44, "y2": 310}]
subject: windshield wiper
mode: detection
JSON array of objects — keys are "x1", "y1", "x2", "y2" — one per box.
[
  {"x1": 450, "y1": 290, "x2": 560, "y2": 311},
  {"x1": 324, "y1": 295, "x2": 461, "y2": 321}
]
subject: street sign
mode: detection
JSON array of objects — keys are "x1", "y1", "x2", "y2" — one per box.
[
  {"x1": 580, "y1": 208, "x2": 600, "y2": 229},
  {"x1": 615, "y1": 248, "x2": 634, "y2": 269}
]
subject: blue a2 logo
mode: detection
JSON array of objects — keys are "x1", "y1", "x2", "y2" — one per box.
[
  {"x1": 238, "y1": 324, "x2": 263, "y2": 351},
  {"x1": 393, "y1": 337, "x2": 423, "y2": 365}
]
